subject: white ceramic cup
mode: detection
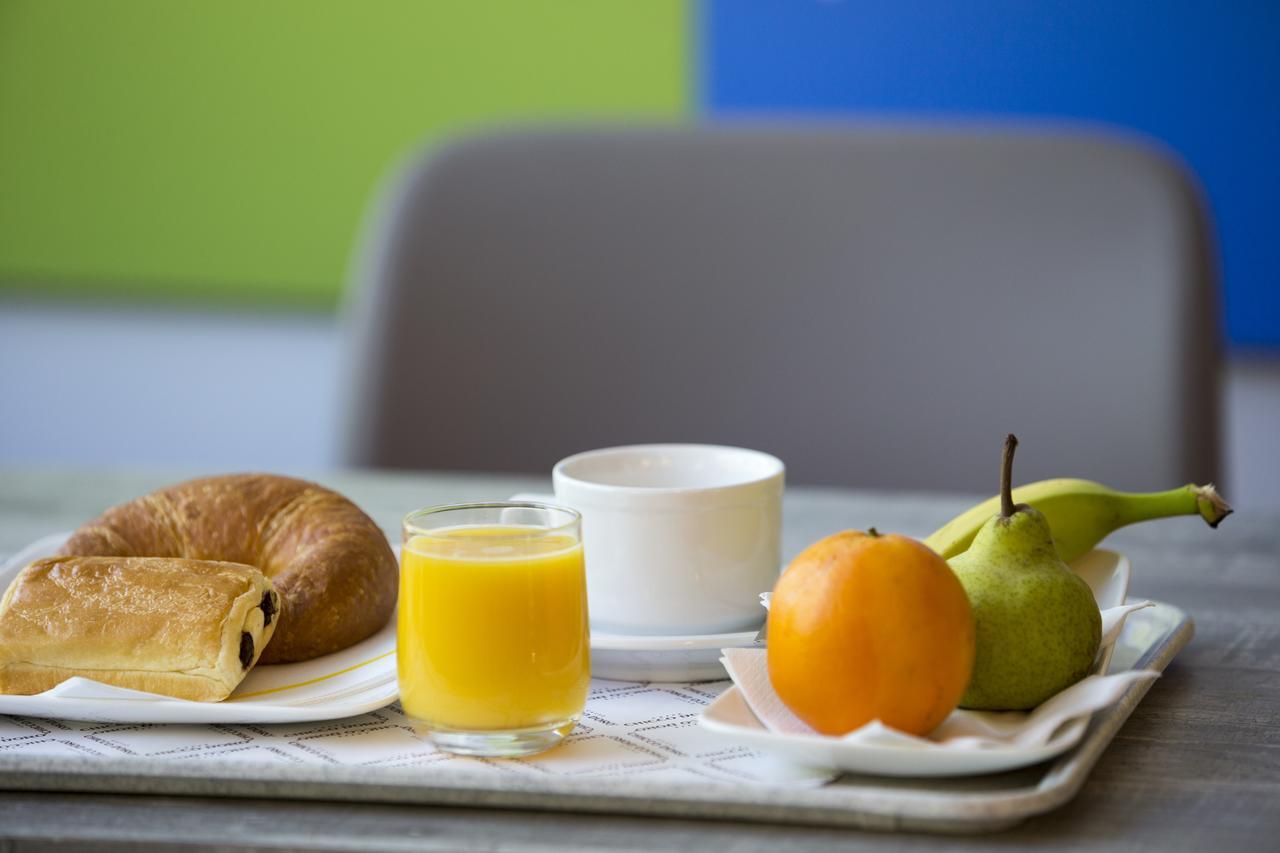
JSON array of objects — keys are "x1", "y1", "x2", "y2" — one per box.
[{"x1": 551, "y1": 444, "x2": 784, "y2": 636}]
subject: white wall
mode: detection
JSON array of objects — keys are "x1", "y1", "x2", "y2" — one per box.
[
  {"x1": 0, "y1": 301, "x2": 340, "y2": 473},
  {"x1": 3, "y1": 301, "x2": 1277, "y2": 507},
  {"x1": 1224, "y1": 358, "x2": 1280, "y2": 508}
]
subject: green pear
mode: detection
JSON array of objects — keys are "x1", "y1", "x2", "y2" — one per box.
[{"x1": 948, "y1": 435, "x2": 1102, "y2": 710}]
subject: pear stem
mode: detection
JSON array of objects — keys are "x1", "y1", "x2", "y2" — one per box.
[{"x1": 1000, "y1": 434, "x2": 1018, "y2": 518}]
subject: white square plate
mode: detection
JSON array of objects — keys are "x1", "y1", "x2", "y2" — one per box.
[{"x1": 698, "y1": 549, "x2": 1131, "y2": 777}]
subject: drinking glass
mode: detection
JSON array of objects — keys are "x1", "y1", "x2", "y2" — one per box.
[{"x1": 398, "y1": 502, "x2": 589, "y2": 756}]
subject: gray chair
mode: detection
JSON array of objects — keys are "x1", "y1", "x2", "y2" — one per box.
[{"x1": 338, "y1": 126, "x2": 1220, "y2": 492}]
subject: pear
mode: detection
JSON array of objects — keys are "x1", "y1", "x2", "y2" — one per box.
[{"x1": 949, "y1": 435, "x2": 1102, "y2": 710}]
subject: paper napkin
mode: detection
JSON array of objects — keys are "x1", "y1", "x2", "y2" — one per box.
[{"x1": 723, "y1": 601, "x2": 1157, "y2": 749}]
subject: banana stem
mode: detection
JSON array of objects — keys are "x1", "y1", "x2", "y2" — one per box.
[
  {"x1": 1118, "y1": 484, "x2": 1234, "y2": 528},
  {"x1": 1194, "y1": 484, "x2": 1233, "y2": 528}
]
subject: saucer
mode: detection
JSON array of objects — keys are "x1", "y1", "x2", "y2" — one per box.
[{"x1": 590, "y1": 626, "x2": 762, "y2": 682}]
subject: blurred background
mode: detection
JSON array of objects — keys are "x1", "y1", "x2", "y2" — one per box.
[{"x1": 1, "y1": 1, "x2": 1276, "y2": 504}]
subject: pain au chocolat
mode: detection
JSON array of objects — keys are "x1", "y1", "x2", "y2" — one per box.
[
  {"x1": 0, "y1": 556, "x2": 278, "y2": 701},
  {"x1": 58, "y1": 473, "x2": 398, "y2": 664}
]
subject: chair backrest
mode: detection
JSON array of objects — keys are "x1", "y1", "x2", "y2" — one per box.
[{"x1": 339, "y1": 126, "x2": 1220, "y2": 492}]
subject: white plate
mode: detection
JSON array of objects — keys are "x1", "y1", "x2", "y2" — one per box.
[
  {"x1": 590, "y1": 626, "x2": 761, "y2": 682},
  {"x1": 0, "y1": 532, "x2": 398, "y2": 724},
  {"x1": 698, "y1": 549, "x2": 1131, "y2": 777}
]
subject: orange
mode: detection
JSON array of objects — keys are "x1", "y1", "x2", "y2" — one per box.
[{"x1": 767, "y1": 530, "x2": 975, "y2": 737}]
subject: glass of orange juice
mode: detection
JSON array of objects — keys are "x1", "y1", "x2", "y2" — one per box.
[{"x1": 398, "y1": 502, "x2": 589, "y2": 757}]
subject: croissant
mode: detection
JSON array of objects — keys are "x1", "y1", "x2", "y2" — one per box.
[{"x1": 59, "y1": 473, "x2": 398, "y2": 664}]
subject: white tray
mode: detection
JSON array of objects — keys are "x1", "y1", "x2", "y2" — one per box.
[
  {"x1": 0, "y1": 600, "x2": 1192, "y2": 833},
  {"x1": 0, "y1": 532, "x2": 399, "y2": 724}
]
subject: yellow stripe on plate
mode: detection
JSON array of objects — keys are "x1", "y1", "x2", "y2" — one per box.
[{"x1": 229, "y1": 650, "x2": 396, "y2": 701}]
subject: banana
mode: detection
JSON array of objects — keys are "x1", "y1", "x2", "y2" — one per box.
[{"x1": 926, "y1": 480, "x2": 1232, "y2": 564}]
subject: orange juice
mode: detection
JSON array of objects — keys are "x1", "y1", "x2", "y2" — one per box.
[{"x1": 398, "y1": 526, "x2": 590, "y2": 732}]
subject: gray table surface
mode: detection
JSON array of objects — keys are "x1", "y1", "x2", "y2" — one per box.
[{"x1": 0, "y1": 466, "x2": 1276, "y2": 852}]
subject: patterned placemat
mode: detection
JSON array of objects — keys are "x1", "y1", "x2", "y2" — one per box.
[{"x1": 0, "y1": 678, "x2": 832, "y2": 788}]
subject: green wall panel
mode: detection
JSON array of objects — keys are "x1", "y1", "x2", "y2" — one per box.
[{"x1": 0, "y1": 0, "x2": 688, "y2": 306}]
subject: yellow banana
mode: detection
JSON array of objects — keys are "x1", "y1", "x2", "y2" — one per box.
[{"x1": 925, "y1": 479, "x2": 1232, "y2": 564}]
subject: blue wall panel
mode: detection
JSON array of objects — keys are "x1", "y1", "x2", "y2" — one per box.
[{"x1": 702, "y1": 0, "x2": 1280, "y2": 349}]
